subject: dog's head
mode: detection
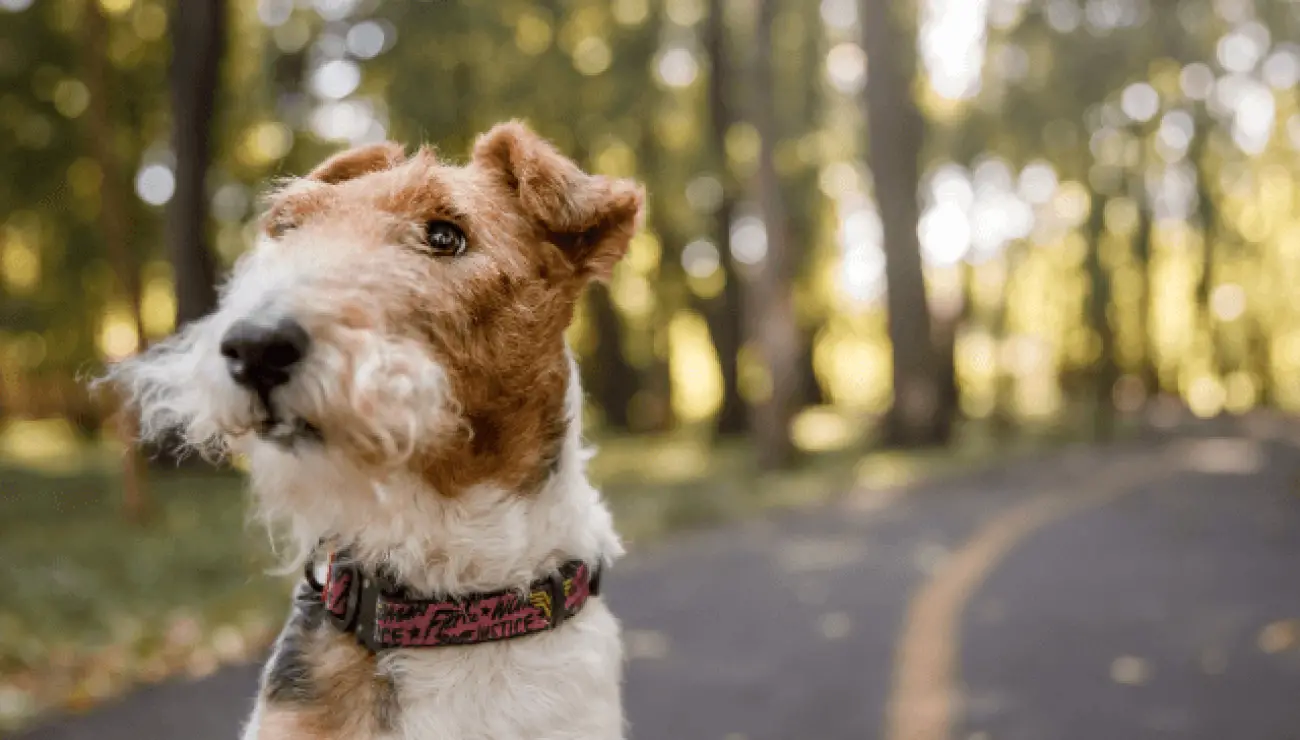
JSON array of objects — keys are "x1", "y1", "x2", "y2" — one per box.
[{"x1": 105, "y1": 121, "x2": 643, "y2": 494}]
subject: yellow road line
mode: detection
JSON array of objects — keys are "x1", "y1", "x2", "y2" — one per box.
[{"x1": 883, "y1": 453, "x2": 1172, "y2": 740}]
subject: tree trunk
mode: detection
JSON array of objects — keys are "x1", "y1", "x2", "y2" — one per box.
[
  {"x1": 1192, "y1": 131, "x2": 1226, "y2": 384},
  {"x1": 168, "y1": 0, "x2": 224, "y2": 326},
  {"x1": 1085, "y1": 193, "x2": 1118, "y2": 441},
  {"x1": 860, "y1": 0, "x2": 948, "y2": 448},
  {"x1": 797, "y1": 332, "x2": 826, "y2": 407},
  {"x1": 585, "y1": 285, "x2": 637, "y2": 431},
  {"x1": 632, "y1": 111, "x2": 677, "y2": 435},
  {"x1": 703, "y1": 0, "x2": 747, "y2": 436},
  {"x1": 990, "y1": 252, "x2": 1018, "y2": 438},
  {"x1": 1250, "y1": 315, "x2": 1272, "y2": 407},
  {"x1": 1133, "y1": 189, "x2": 1159, "y2": 395},
  {"x1": 745, "y1": 0, "x2": 801, "y2": 469},
  {"x1": 780, "y1": 0, "x2": 825, "y2": 411},
  {"x1": 83, "y1": 1, "x2": 149, "y2": 522},
  {"x1": 568, "y1": 139, "x2": 640, "y2": 434},
  {"x1": 932, "y1": 315, "x2": 959, "y2": 442},
  {"x1": 637, "y1": 192, "x2": 682, "y2": 434}
]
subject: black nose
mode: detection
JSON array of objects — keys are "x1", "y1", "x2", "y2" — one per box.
[{"x1": 219, "y1": 317, "x2": 310, "y2": 390}]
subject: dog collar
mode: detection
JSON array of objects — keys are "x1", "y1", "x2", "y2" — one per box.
[{"x1": 304, "y1": 549, "x2": 603, "y2": 653}]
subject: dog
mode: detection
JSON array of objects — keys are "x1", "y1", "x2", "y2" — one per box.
[{"x1": 101, "y1": 121, "x2": 645, "y2": 739}]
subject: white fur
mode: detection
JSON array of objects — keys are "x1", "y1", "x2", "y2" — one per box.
[
  {"x1": 103, "y1": 232, "x2": 460, "y2": 466},
  {"x1": 106, "y1": 232, "x2": 628, "y2": 739},
  {"x1": 242, "y1": 355, "x2": 626, "y2": 740},
  {"x1": 245, "y1": 352, "x2": 622, "y2": 593}
]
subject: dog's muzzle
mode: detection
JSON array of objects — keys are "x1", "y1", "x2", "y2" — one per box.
[
  {"x1": 219, "y1": 315, "x2": 321, "y2": 444},
  {"x1": 220, "y1": 316, "x2": 310, "y2": 392}
]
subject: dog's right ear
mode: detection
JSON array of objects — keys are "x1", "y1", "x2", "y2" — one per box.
[
  {"x1": 305, "y1": 141, "x2": 407, "y2": 184},
  {"x1": 472, "y1": 121, "x2": 644, "y2": 283}
]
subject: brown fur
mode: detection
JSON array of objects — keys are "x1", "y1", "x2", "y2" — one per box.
[
  {"x1": 258, "y1": 629, "x2": 392, "y2": 739},
  {"x1": 307, "y1": 141, "x2": 409, "y2": 185},
  {"x1": 471, "y1": 122, "x2": 645, "y2": 283},
  {"x1": 258, "y1": 121, "x2": 644, "y2": 496}
]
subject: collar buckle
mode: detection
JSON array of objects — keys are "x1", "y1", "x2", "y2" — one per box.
[
  {"x1": 546, "y1": 570, "x2": 569, "y2": 628},
  {"x1": 323, "y1": 551, "x2": 362, "y2": 636}
]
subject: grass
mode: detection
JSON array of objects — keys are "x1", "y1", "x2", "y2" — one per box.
[
  {"x1": 590, "y1": 407, "x2": 1134, "y2": 545},
  {"x1": 0, "y1": 408, "x2": 1129, "y2": 732},
  {"x1": 594, "y1": 434, "x2": 863, "y2": 540},
  {"x1": 0, "y1": 464, "x2": 285, "y2": 730}
]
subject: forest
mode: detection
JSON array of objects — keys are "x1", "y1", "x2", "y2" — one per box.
[
  {"x1": 2, "y1": 0, "x2": 1300, "y2": 730},
  {"x1": 4, "y1": 0, "x2": 1299, "y2": 467}
]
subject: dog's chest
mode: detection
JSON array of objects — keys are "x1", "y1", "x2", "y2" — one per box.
[{"x1": 256, "y1": 599, "x2": 625, "y2": 740}]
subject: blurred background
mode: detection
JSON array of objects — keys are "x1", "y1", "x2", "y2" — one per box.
[{"x1": 4, "y1": 0, "x2": 1300, "y2": 737}]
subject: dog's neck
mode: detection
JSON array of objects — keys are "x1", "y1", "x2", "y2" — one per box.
[{"x1": 242, "y1": 355, "x2": 623, "y2": 597}]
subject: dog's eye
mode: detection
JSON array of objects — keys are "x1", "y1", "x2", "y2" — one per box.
[{"x1": 424, "y1": 221, "x2": 467, "y2": 257}]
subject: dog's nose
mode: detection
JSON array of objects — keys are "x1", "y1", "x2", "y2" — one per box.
[{"x1": 219, "y1": 318, "x2": 310, "y2": 390}]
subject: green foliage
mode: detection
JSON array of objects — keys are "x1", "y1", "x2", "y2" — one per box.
[
  {"x1": 0, "y1": 464, "x2": 286, "y2": 731},
  {"x1": 5, "y1": 0, "x2": 1300, "y2": 722},
  {"x1": 0, "y1": 418, "x2": 1065, "y2": 731}
]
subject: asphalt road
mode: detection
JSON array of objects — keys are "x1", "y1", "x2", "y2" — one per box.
[{"x1": 19, "y1": 418, "x2": 1300, "y2": 740}]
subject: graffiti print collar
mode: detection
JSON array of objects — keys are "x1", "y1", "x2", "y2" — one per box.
[{"x1": 306, "y1": 549, "x2": 603, "y2": 653}]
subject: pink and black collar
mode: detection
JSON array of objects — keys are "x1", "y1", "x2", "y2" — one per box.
[{"x1": 305, "y1": 549, "x2": 603, "y2": 653}]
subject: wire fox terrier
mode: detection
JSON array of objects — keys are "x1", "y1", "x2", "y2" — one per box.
[{"x1": 102, "y1": 121, "x2": 645, "y2": 739}]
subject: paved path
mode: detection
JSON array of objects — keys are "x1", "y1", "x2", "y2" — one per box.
[{"x1": 19, "y1": 420, "x2": 1300, "y2": 740}]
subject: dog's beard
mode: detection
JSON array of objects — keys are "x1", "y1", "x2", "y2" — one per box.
[
  {"x1": 248, "y1": 388, "x2": 321, "y2": 448},
  {"x1": 269, "y1": 328, "x2": 460, "y2": 465},
  {"x1": 102, "y1": 321, "x2": 459, "y2": 467},
  {"x1": 99, "y1": 232, "x2": 462, "y2": 466},
  {"x1": 97, "y1": 316, "x2": 244, "y2": 461}
]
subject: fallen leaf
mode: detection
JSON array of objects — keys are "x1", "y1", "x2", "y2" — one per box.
[
  {"x1": 1257, "y1": 620, "x2": 1300, "y2": 654},
  {"x1": 818, "y1": 611, "x2": 852, "y2": 640},
  {"x1": 1198, "y1": 647, "x2": 1228, "y2": 675},
  {"x1": 1110, "y1": 655, "x2": 1151, "y2": 686},
  {"x1": 625, "y1": 630, "x2": 670, "y2": 660}
]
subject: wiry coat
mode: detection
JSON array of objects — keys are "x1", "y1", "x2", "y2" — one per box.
[{"x1": 102, "y1": 122, "x2": 645, "y2": 740}]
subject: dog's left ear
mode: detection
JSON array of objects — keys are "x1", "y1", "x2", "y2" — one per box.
[
  {"x1": 262, "y1": 142, "x2": 408, "y2": 237},
  {"x1": 307, "y1": 141, "x2": 407, "y2": 184},
  {"x1": 472, "y1": 121, "x2": 645, "y2": 282}
]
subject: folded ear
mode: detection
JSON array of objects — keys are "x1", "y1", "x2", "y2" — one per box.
[
  {"x1": 262, "y1": 142, "x2": 408, "y2": 237},
  {"x1": 472, "y1": 121, "x2": 645, "y2": 282},
  {"x1": 306, "y1": 141, "x2": 407, "y2": 184}
]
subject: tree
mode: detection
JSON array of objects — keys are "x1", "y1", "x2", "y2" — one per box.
[
  {"x1": 83, "y1": 0, "x2": 149, "y2": 520},
  {"x1": 860, "y1": 0, "x2": 950, "y2": 447},
  {"x1": 1130, "y1": 165, "x2": 1159, "y2": 395},
  {"x1": 1085, "y1": 191, "x2": 1118, "y2": 440},
  {"x1": 783, "y1": 0, "x2": 828, "y2": 410},
  {"x1": 1192, "y1": 129, "x2": 1226, "y2": 384},
  {"x1": 585, "y1": 285, "x2": 639, "y2": 430},
  {"x1": 167, "y1": 0, "x2": 224, "y2": 327},
  {"x1": 746, "y1": 0, "x2": 802, "y2": 467},
  {"x1": 703, "y1": 0, "x2": 747, "y2": 436}
]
